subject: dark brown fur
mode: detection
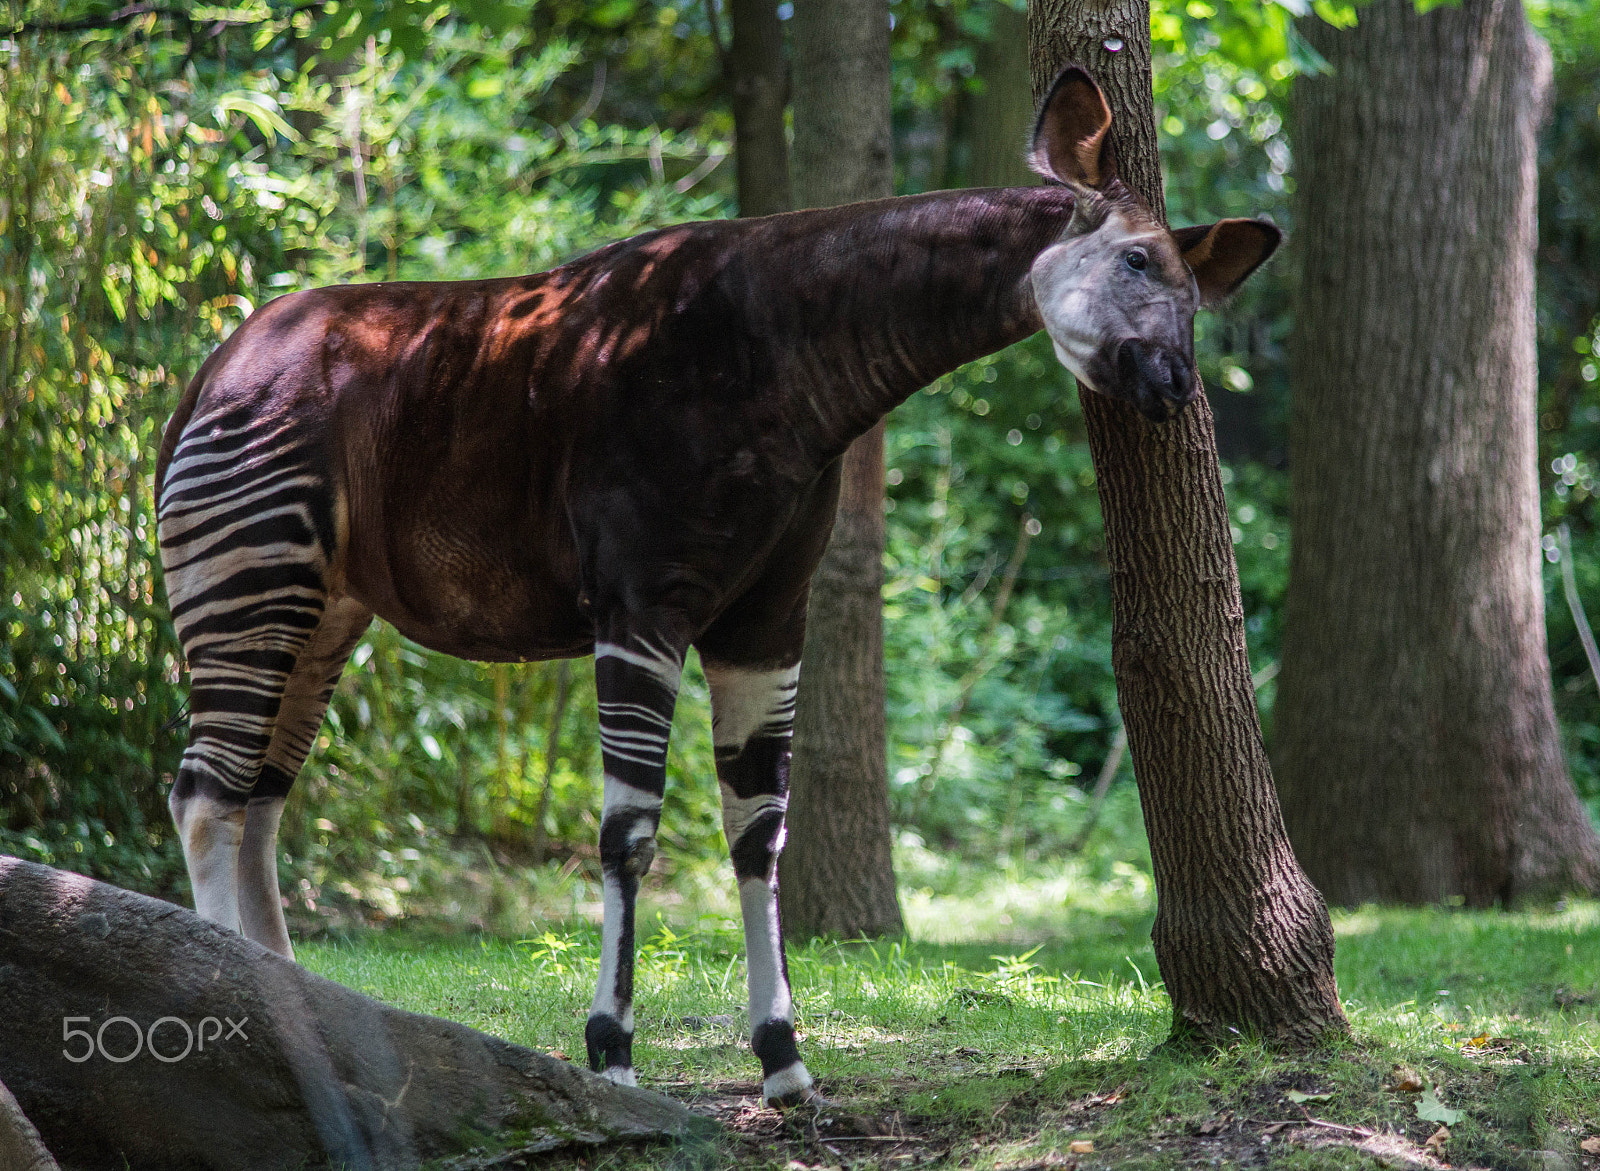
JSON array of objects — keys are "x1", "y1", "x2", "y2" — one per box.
[{"x1": 158, "y1": 187, "x2": 1076, "y2": 663}]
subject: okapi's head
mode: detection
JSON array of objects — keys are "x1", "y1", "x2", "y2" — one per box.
[{"x1": 1027, "y1": 67, "x2": 1281, "y2": 422}]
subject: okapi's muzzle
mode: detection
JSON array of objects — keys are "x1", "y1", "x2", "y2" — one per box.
[{"x1": 1114, "y1": 338, "x2": 1198, "y2": 423}]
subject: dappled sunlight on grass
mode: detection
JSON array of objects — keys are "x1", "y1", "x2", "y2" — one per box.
[
  {"x1": 893, "y1": 791, "x2": 1157, "y2": 947},
  {"x1": 298, "y1": 876, "x2": 1600, "y2": 1169}
]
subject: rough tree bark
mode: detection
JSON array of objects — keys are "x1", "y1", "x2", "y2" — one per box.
[
  {"x1": 0, "y1": 856, "x2": 705, "y2": 1171},
  {"x1": 1275, "y1": 0, "x2": 1600, "y2": 905},
  {"x1": 722, "y1": 0, "x2": 791, "y2": 217},
  {"x1": 778, "y1": 0, "x2": 905, "y2": 940},
  {"x1": 1028, "y1": 1, "x2": 1349, "y2": 1046}
]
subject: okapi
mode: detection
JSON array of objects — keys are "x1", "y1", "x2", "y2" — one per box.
[{"x1": 155, "y1": 67, "x2": 1279, "y2": 1104}]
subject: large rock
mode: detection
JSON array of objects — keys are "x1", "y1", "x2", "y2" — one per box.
[
  {"x1": 0, "y1": 856, "x2": 710, "y2": 1170},
  {"x1": 0, "y1": 1075, "x2": 60, "y2": 1170}
]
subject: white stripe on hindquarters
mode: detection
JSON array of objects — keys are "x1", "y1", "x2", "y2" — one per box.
[
  {"x1": 702, "y1": 663, "x2": 799, "y2": 750},
  {"x1": 595, "y1": 639, "x2": 684, "y2": 692}
]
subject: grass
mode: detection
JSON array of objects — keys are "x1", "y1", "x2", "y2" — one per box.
[{"x1": 296, "y1": 845, "x2": 1600, "y2": 1171}]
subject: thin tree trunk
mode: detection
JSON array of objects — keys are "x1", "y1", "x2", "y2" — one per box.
[
  {"x1": 1276, "y1": 0, "x2": 1600, "y2": 905},
  {"x1": 1029, "y1": 1, "x2": 1348, "y2": 1047},
  {"x1": 723, "y1": 0, "x2": 791, "y2": 216},
  {"x1": 778, "y1": 0, "x2": 904, "y2": 940},
  {"x1": 530, "y1": 660, "x2": 571, "y2": 868}
]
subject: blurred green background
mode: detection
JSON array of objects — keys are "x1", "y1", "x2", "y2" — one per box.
[{"x1": 2, "y1": 0, "x2": 1598, "y2": 931}]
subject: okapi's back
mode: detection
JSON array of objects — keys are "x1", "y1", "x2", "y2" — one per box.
[{"x1": 153, "y1": 253, "x2": 703, "y2": 662}]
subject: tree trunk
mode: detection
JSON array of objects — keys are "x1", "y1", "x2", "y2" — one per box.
[
  {"x1": 778, "y1": 0, "x2": 904, "y2": 940},
  {"x1": 726, "y1": 0, "x2": 791, "y2": 217},
  {"x1": 949, "y1": 3, "x2": 1035, "y2": 190},
  {"x1": 0, "y1": 856, "x2": 706, "y2": 1171},
  {"x1": 1028, "y1": 2, "x2": 1349, "y2": 1047},
  {"x1": 1275, "y1": 0, "x2": 1600, "y2": 905}
]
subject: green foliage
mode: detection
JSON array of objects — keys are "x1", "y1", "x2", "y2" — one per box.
[
  {"x1": 1530, "y1": 1, "x2": 1600, "y2": 814},
  {"x1": 0, "y1": 1, "x2": 729, "y2": 901},
  {"x1": 6, "y1": 0, "x2": 1600, "y2": 913},
  {"x1": 297, "y1": 890, "x2": 1600, "y2": 1169}
]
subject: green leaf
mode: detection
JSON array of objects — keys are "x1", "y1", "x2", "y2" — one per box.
[
  {"x1": 214, "y1": 92, "x2": 298, "y2": 143},
  {"x1": 101, "y1": 275, "x2": 126, "y2": 322},
  {"x1": 24, "y1": 707, "x2": 65, "y2": 752},
  {"x1": 1285, "y1": 1089, "x2": 1332, "y2": 1103},
  {"x1": 1416, "y1": 1086, "x2": 1465, "y2": 1126}
]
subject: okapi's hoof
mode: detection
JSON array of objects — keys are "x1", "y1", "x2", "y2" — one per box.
[{"x1": 765, "y1": 1083, "x2": 828, "y2": 1110}]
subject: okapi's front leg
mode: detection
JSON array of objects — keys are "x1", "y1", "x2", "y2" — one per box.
[
  {"x1": 703, "y1": 658, "x2": 818, "y2": 1106},
  {"x1": 587, "y1": 631, "x2": 686, "y2": 1085}
]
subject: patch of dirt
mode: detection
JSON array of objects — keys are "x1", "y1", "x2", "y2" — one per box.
[{"x1": 652, "y1": 1072, "x2": 1484, "y2": 1170}]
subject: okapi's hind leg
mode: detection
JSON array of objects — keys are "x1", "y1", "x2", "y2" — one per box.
[
  {"x1": 165, "y1": 586, "x2": 323, "y2": 938},
  {"x1": 238, "y1": 597, "x2": 374, "y2": 958},
  {"x1": 586, "y1": 627, "x2": 688, "y2": 1085},
  {"x1": 159, "y1": 405, "x2": 339, "y2": 942}
]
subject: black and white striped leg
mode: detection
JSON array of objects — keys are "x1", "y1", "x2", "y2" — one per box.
[
  {"x1": 166, "y1": 611, "x2": 322, "y2": 934},
  {"x1": 159, "y1": 405, "x2": 334, "y2": 937},
  {"x1": 586, "y1": 633, "x2": 685, "y2": 1086},
  {"x1": 238, "y1": 598, "x2": 373, "y2": 959},
  {"x1": 704, "y1": 660, "x2": 817, "y2": 1106}
]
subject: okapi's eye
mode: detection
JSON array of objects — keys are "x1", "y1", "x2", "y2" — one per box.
[{"x1": 1125, "y1": 249, "x2": 1148, "y2": 272}]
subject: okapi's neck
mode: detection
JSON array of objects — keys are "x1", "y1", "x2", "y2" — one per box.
[{"x1": 756, "y1": 185, "x2": 1079, "y2": 461}]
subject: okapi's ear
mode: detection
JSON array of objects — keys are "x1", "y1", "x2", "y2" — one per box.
[
  {"x1": 1173, "y1": 219, "x2": 1283, "y2": 307},
  {"x1": 1029, "y1": 65, "x2": 1117, "y2": 189}
]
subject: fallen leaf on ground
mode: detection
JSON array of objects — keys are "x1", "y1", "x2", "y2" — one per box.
[
  {"x1": 1424, "y1": 1125, "x2": 1450, "y2": 1153},
  {"x1": 1389, "y1": 1067, "x2": 1425, "y2": 1093},
  {"x1": 1068, "y1": 1140, "x2": 1094, "y2": 1154},
  {"x1": 1286, "y1": 1089, "x2": 1332, "y2": 1103},
  {"x1": 1416, "y1": 1085, "x2": 1465, "y2": 1126},
  {"x1": 1195, "y1": 1118, "x2": 1227, "y2": 1135},
  {"x1": 1463, "y1": 1033, "x2": 1492, "y2": 1049},
  {"x1": 1581, "y1": 1135, "x2": 1600, "y2": 1155}
]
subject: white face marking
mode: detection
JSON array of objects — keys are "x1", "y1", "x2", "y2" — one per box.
[{"x1": 1029, "y1": 208, "x2": 1193, "y2": 393}]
